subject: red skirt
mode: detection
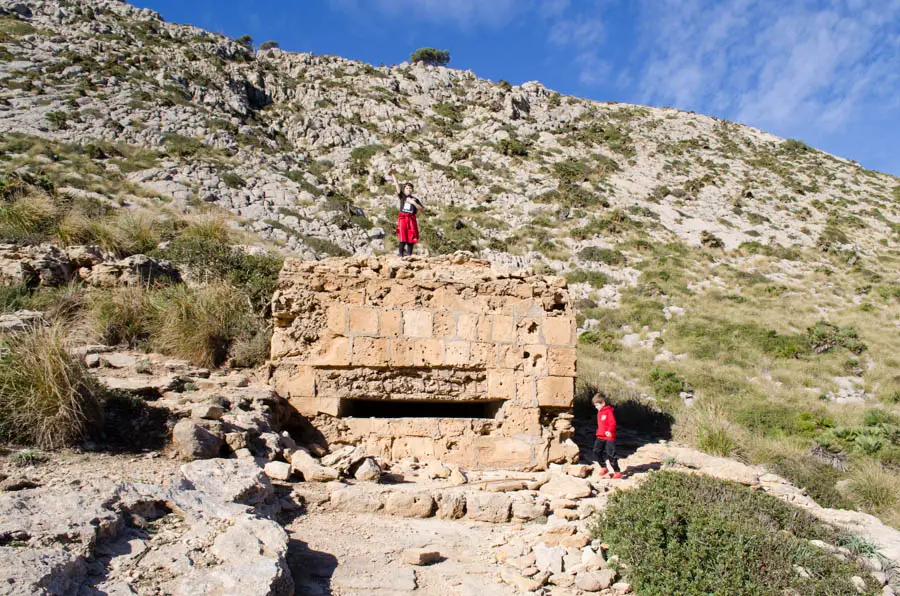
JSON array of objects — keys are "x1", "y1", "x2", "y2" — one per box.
[{"x1": 397, "y1": 212, "x2": 419, "y2": 244}]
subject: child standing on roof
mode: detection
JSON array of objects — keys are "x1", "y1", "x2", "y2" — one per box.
[
  {"x1": 387, "y1": 167, "x2": 425, "y2": 257},
  {"x1": 593, "y1": 393, "x2": 623, "y2": 479}
]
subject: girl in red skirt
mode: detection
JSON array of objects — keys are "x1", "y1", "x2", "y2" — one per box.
[{"x1": 388, "y1": 168, "x2": 425, "y2": 257}]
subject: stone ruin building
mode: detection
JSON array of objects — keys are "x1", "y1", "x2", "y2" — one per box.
[{"x1": 269, "y1": 254, "x2": 580, "y2": 470}]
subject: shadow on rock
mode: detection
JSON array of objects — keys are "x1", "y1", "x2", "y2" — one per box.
[{"x1": 288, "y1": 538, "x2": 338, "y2": 596}]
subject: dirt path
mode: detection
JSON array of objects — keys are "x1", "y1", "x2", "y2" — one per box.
[{"x1": 287, "y1": 510, "x2": 519, "y2": 596}]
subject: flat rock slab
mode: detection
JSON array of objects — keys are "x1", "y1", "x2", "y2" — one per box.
[
  {"x1": 331, "y1": 557, "x2": 418, "y2": 593},
  {"x1": 179, "y1": 458, "x2": 273, "y2": 506},
  {"x1": 0, "y1": 547, "x2": 85, "y2": 596}
]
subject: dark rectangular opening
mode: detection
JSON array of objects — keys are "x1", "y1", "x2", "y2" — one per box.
[{"x1": 341, "y1": 399, "x2": 504, "y2": 419}]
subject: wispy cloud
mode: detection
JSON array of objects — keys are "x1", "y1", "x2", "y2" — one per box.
[
  {"x1": 543, "y1": 3, "x2": 609, "y2": 86},
  {"x1": 634, "y1": 0, "x2": 900, "y2": 134},
  {"x1": 331, "y1": 0, "x2": 527, "y2": 28}
]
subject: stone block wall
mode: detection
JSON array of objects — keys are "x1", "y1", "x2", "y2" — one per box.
[{"x1": 269, "y1": 254, "x2": 579, "y2": 470}]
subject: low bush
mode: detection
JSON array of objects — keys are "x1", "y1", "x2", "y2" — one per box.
[
  {"x1": 649, "y1": 368, "x2": 689, "y2": 400},
  {"x1": 845, "y1": 462, "x2": 900, "y2": 521},
  {"x1": 152, "y1": 237, "x2": 283, "y2": 313},
  {"x1": 565, "y1": 269, "x2": 607, "y2": 288},
  {"x1": 806, "y1": 321, "x2": 866, "y2": 354},
  {"x1": 771, "y1": 454, "x2": 852, "y2": 509},
  {"x1": 0, "y1": 325, "x2": 102, "y2": 449},
  {"x1": 0, "y1": 283, "x2": 30, "y2": 313},
  {"x1": 577, "y1": 246, "x2": 625, "y2": 265},
  {"x1": 409, "y1": 47, "x2": 450, "y2": 66},
  {"x1": 591, "y1": 471, "x2": 873, "y2": 596},
  {"x1": 578, "y1": 330, "x2": 620, "y2": 352}
]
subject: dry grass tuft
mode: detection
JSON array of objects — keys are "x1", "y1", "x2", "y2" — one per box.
[{"x1": 0, "y1": 325, "x2": 102, "y2": 449}]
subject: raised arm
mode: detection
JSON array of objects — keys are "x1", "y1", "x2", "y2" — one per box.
[{"x1": 386, "y1": 167, "x2": 403, "y2": 195}]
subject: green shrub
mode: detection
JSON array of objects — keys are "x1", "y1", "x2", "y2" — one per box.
[
  {"x1": 649, "y1": 368, "x2": 689, "y2": 400},
  {"x1": 552, "y1": 158, "x2": 590, "y2": 183},
  {"x1": 697, "y1": 425, "x2": 735, "y2": 456},
  {"x1": 259, "y1": 40, "x2": 279, "y2": 51},
  {"x1": 592, "y1": 471, "x2": 872, "y2": 596},
  {"x1": 496, "y1": 138, "x2": 528, "y2": 157},
  {"x1": 162, "y1": 133, "x2": 206, "y2": 157},
  {"x1": 565, "y1": 269, "x2": 607, "y2": 288},
  {"x1": 700, "y1": 230, "x2": 724, "y2": 249},
  {"x1": 220, "y1": 172, "x2": 246, "y2": 189},
  {"x1": 578, "y1": 330, "x2": 620, "y2": 352},
  {"x1": 577, "y1": 246, "x2": 625, "y2": 265},
  {"x1": 152, "y1": 237, "x2": 283, "y2": 313},
  {"x1": 806, "y1": 321, "x2": 866, "y2": 354},
  {"x1": 845, "y1": 462, "x2": 900, "y2": 517},
  {"x1": 0, "y1": 283, "x2": 30, "y2": 313},
  {"x1": 816, "y1": 225, "x2": 849, "y2": 251},
  {"x1": 771, "y1": 455, "x2": 852, "y2": 509},
  {"x1": 0, "y1": 191, "x2": 58, "y2": 243},
  {"x1": 0, "y1": 325, "x2": 102, "y2": 449},
  {"x1": 670, "y1": 318, "x2": 808, "y2": 363},
  {"x1": 409, "y1": 47, "x2": 450, "y2": 66},
  {"x1": 302, "y1": 235, "x2": 351, "y2": 258}
]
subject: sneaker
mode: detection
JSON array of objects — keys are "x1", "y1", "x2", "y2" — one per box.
[
  {"x1": 598, "y1": 468, "x2": 609, "y2": 477},
  {"x1": 611, "y1": 472, "x2": 623, "y2": 480}
]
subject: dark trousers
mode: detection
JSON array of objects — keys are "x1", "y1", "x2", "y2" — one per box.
[
  {"x1": 398, "y1": 242, "x2": 415, "y2": 256},
  {"x1": 593, "y1": 438, "x2": 620, "y2": 472}
]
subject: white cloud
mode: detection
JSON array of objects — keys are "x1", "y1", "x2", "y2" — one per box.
[
  {"x1": 331, "y1": 0, "x2": 527, "y2": 28},
  {"x1": 634, "y1": 0, "x2": 900, "y2": 134},
  {"x1": 543, "y1": 3, "x2": 609, "y2": 86}
]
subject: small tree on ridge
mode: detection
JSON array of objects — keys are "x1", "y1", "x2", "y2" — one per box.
[{"x1": 410, "y1": 47, "x2": 450, "y2": 66}]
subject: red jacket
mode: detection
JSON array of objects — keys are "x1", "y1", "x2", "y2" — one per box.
[{"x1": 596, "y1": 405, "x2": 616, "y2": 440}]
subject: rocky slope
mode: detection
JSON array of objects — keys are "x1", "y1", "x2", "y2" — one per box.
[{"x1": 1, "y1": 0, "x2": 897, "y2": 267}]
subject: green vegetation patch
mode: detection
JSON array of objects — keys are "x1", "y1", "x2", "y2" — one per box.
[
  {"x1": 591, "y1": 471, "x2": 874, "y2": 596},
  {"x1": 152, "y1": 237, "x2": 283, "y2": 313}
]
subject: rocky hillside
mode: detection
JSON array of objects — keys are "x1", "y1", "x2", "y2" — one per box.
[
  {"x1": 3, "y1": 0, "x2": 900, "y2": 547},
  {"x1": 1, "y1": 0, "x2": 897, "y2": 265}
]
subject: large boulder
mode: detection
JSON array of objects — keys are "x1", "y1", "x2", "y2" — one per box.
[
  {"x1": 81, "y1": 254, "x2": 181, "y2": 288},
  {"x1": 0, "y1": 244, "x2": 73, "y2": 287}
]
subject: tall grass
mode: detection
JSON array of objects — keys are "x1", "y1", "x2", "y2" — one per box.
[
  {"x1": 0, "y1": 325, "x2": 102, "y2": 449},
  {"x1": 845, "y1": 461, "x2": 900, "y2": 526},
  {"x1": 89, "y1": 285, "x2": 155, "y2": 347},
  {"x1": 151, "y1": 283, "x2": 255, "y2": 367}
]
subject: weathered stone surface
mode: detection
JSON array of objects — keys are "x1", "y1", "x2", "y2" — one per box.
[
  {"x1": 290, "y1": 449, "x2": 340, "y2": 482},
  {"x1": 172, "y1": 419, "x2": 224, "y2": 460},
  {"x1": 166, "y1": 518, "x2": 293, "y2": 596},
  {"x1": 264, "y1": 461, "x2": 293, "y2": 481},
  {"x1": 353, "y1": 457, "x2": 382, "y2": 481},
  {"x1": 270, "y1": 255, "x2": 577, "y2": 470},
  {"x1": 436, "y1": 492, "x2": 467, "y2": 519},
  {"x1": 0, "y1": 547, "x2": 85, "y2": 596},
  {"x1": 384, "y1": 491, "x2": 435, "y2": 518},
  {"x1": 179, "y1": 459, "x2": 273, "y2": 506},
  {"x1": 533, "y1": 542, "x2": 565, "y2": 574},
  {"x1": 465, "y1": 493, "x2": 511, "y2": 523},
  {"x1": 539, "y1": 474, "x2": 592, "y2": 499}
]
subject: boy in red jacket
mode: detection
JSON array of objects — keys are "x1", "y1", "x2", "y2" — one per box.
[{"x1": 592, "y1": 393, "x2": 623, "y2": 479}]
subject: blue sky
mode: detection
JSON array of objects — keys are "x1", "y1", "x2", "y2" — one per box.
[{"x1": 131, "y1": 0, "x2": 900, "y2": 177}]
